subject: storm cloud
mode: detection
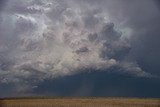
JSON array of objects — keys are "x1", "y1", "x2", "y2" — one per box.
[{"x1": 0, "y1": 0, "x2": 160, "y2": 96}]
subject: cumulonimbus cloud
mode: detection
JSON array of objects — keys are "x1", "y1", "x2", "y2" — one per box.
[{"x1": 0, "y1": 0, "x2": 152, "y2": 92}]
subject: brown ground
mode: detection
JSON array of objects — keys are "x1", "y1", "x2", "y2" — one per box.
[{"x1": 0, "y1": 97, "x2": 160, "y2": 107}]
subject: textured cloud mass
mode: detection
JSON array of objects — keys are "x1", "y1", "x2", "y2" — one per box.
[{"x1": 0, "y1": 0, "x2": 159, "y2": 95}]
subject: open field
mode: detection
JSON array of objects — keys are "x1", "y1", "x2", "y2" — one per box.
[{"x1": 0, "y1": 97, "x2": 160, "y2": 107}]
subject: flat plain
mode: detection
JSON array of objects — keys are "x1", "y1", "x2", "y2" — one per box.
[{"x1": 0, "y1": 97, "x2": 160, "y2": 107}]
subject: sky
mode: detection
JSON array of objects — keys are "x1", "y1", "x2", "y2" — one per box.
[{"x1": 0, "y1": 0, "x2": 160, "y2": 97}]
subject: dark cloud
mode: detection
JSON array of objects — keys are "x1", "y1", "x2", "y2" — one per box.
[
  {"x1": 88, "y1": 0, "x2": 160, "y2": 76},
  {"x1": 0, "y1": 0, "x2": 8, "y2": 12},
  {"x1": 100, "y1": 23, "x2": 121, "y2": 41},
  {"x1": 99, "y1": 23, "x2": 131, "y2": 60},
  {"x1": 88, "y1": 33, "x2": 98, "y2": 42},
  {"x1": 76, "y1": 47, "x2": 89, "y2": 54},
  {"x1": 119, "y1": 0, "x2": 160, "y2": 76},
  {"x1": 34, "y1": 71, "x2": 160, "y2": 97},
  {"x1": 0, "y1": 0, "x2": 138, "y2": 85},
  {"x1": 0, "y1": 0, "x2": 160, "y2": 97}
]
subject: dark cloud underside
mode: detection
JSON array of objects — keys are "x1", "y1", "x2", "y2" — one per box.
[{"x1": 35, "y1": 71, "x2": 160, "y2": 97}]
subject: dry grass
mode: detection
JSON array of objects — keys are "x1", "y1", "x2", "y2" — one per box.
[{"x1": 0, "y1": 97, "x2": 160, "y2": 107}]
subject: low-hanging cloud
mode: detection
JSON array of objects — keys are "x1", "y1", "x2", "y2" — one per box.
[{"x1": 0, "y1": 0, "x2": 156, "y2": 94}]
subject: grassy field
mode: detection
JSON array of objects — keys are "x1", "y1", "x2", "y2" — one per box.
[{"x1": 0, "y1": 97, "x2": 160, "y2": 107}]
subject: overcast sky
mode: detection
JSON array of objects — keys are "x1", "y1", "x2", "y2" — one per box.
[{"x1": 0, "y1": 0, "x2": 160, "y2": 97}]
